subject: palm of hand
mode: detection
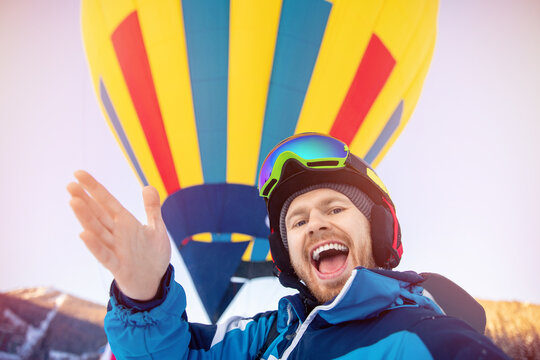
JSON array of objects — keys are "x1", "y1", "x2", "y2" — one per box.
[{"x1": 68, "y1": 170, "x2": 171, "y2": 301}]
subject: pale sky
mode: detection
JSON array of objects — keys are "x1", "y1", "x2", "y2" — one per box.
[{"x1": 1, "y1": 0, "x2": 539, "y2": 324}]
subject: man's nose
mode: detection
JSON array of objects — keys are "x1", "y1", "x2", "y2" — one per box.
[{"x1": 307, "y1": 211, "x2": 330, "y2": 235}]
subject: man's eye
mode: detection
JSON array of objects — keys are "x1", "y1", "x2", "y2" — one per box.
[
  {"x1": 330, "y1": 208, "x2": 343, "y2": 215},
  {"x1": 294, "y1": 220, "x2": 307, "y2": 227}
]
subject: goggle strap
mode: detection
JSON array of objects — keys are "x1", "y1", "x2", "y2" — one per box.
[
  {"x1": 306, "y1": 160, "x2": 340, "y2": 167},
  {"x1": 262, "y1": 178, "x2": 277, "y2": 197}
]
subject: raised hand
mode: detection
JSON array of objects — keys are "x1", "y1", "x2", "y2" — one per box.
[{"x1": 67, "y1": 170, "x2": 171, "y2": 301}]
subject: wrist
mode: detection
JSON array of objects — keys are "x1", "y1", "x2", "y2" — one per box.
[
  {"x1": 115, "y1": 278, "x2": 157, "y2": 301},
  {"x1": 117, "y1": 265, "x2": 170, "y2": 301},
  {"x1": 111, "y1": 264, "x2": 174, "y2": 311}
]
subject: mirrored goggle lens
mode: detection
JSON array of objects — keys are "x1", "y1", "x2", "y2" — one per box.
[{"x1": 258, "y1": 134, "x2": 348, "y2": 191}]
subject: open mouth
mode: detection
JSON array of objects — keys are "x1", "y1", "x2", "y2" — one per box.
[{"x1": 311, "y1": 242, "x2": 349, "y2": 277}]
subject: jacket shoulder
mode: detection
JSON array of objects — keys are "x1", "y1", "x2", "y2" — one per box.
[
  {"x1": 401, "y1": 308, "x2": 509, "y2": 360},
  {"x1": 295, "y1": 307, "x2": 509, "y2": 360}
]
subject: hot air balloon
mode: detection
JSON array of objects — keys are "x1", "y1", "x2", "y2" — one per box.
[{"x1": 81, "y1": 0, "x2": 438, "y2": 323}]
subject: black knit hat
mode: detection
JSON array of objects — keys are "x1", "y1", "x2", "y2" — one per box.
[{"x1": 279, "y1": 183, "x2": 374, "y2": 249}]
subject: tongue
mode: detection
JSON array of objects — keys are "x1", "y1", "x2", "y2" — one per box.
[{"x1": 318, "y1": 253, "x2": 347, "y2": 274}]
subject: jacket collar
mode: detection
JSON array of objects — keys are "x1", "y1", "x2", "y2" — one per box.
[{"x1": 277, "y1": 267, "x2": 443, "y2": 329}]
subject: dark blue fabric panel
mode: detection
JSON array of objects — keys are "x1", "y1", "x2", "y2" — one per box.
[
  {"x1": 290, "y1": 307, "x2": 441, "y2": 359},
  {"x1": 408, "y1": 315, "x2": 510, "y2": 359},
  {"x1": 161, "y1": 183, "x2": 269, "y2": 243},
  {"x1": 182, "y1": 0, "x2": 229, "y2": 183},
  {"x1": 189, "y1": 322, "x2": 218, "y2": 350}
]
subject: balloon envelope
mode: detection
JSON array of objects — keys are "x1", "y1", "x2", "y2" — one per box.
[{"x1": 81, "y1": 0, "x2": 438, "y2": 322}]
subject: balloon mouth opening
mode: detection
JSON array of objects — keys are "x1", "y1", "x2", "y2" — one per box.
[{"x1": 162, "y1": 184, "x2": 271, "y2": 260}]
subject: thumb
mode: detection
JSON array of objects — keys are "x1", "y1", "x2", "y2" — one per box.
[{"x1": 142, "y1": 186, "x2": 163, "y2": 228}]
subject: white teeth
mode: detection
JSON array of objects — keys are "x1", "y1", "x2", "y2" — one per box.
[{"x1": 312, "y1": 243, "x2": 348, "y2": 261}]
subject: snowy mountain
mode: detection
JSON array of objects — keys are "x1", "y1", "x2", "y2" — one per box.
[{"x1": 0, "y1": 287, "x2": 107, "y2": 360}]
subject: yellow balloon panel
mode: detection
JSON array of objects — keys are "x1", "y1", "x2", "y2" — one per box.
[
  {"x1": 296, "y1": 0, "x2": 385, "y2": 135},
  {"x1": 350, "y1": 0, "x2": 438, "y2": 157},
  {"x1": 136, "y1": 0, "x2": 204, "y2": 189},
  {"x1": 227, "y1": 0, "x2": 283, "y2": 185}
]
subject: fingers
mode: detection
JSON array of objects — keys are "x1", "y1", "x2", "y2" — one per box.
[
  {"x1": 80, "y1": 230, "x2": 119, "y2": 272},
  {"x1": 70, "y1": 197, "x2": 115, "y2": 248},
  {"x1": 67, "y1": 181, "x2": 114, "y2": 232},
  {"x1": 73, "y1": 170, "x2": 124, "y2": 217},
  {"x1": 142, "y1": 186, "x2": 163, "y2": 229}
]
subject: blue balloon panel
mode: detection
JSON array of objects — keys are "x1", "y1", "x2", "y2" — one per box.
[
  {"x1": 162, "y1": 183, "x2": 270, "y2": 322},
  {"x1": 162, "y1": 183, "x2": 268, "y2": 240},
  {"x1": 180, "y1": 240, "x2": 248, "y2": 322}
]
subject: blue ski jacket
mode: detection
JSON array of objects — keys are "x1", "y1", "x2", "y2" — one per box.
[{"x1": 105, "y1": 266, "x2": 508, "y2": 359}]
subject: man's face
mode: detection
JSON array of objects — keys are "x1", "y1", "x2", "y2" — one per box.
[{"x1": 285, "y1": 188, "x2": 375, "y2": 303}]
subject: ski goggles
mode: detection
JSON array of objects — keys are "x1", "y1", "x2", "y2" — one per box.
[{"x1": 258, "y1": 133, "x2": 350, "y2": 199}]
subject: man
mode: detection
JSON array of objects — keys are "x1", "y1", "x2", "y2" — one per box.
[{"x1": 68, "y1": 133, "x2": 508, "y2": 359}]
